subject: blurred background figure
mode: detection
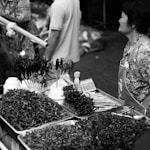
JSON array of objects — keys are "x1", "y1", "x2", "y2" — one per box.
[
  {"x1": 43, "y1": 0, "x2": 81, "y2": 64},
  {"x1": 118, "y1": 0, "x2": 150, "y2": 115},
  {"x1": 0, "y1": 0, "x2": 39, "y2": 60}
]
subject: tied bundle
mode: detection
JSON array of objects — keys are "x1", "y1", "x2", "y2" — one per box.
[
  {"x1": 14, "y1": 56, "x2": 74, "y2": 89},
  {"x1": 14, "y1": 54, "x2": 51, "y2": 87}
]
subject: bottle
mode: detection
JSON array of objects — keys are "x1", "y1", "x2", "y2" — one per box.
[{"x1": 74, "y1": 71, "x2": 80, "y2": 90}]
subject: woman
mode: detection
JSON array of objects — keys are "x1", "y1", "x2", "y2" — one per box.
[{"x1": 118, "y1": 0, "x2": 150, "y2": 115}]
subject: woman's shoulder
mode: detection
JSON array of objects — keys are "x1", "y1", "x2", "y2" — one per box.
[
  {"x1": 136, "y1": 36, "x2": 150, "y2": 61},
  {"x1": 139, "y1": 35, "x2": 150, "y2": 50}
]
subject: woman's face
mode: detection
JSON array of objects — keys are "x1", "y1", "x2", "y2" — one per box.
[{"x1": 118, "y1": 12, "x2": 133, "y2": 35}]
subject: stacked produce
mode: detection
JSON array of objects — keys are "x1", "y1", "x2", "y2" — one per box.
[
  {"x1": 14, "y1": 55, "x2": 51, "y2": 86},
  {"x1": 63, "y1": 85, "x2": 96, "y2": 116},
  {"x1": 20, "y1": 112, "x2": 149, "y2": 150},
  {"x1": 0, "y1": 89, "x2": 72, "y2": 131},
  {"x1": 14, "y1": 56, "x2": 74, "y2": 86}
]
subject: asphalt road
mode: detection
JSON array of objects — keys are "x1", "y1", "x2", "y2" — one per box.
[{"x1": 73, "y1": 30, "x2": 127, "y2": 98}]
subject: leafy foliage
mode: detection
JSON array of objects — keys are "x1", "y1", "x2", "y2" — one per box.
[
  {"x1": 63, "y1": 85, "x2": 96, "y2": 116},
  {"x1": 21, "y1": 112, "x2": 149, "y2": 150},
  {"x1": 14, "y1": 55, "x2": 51, "y2": 86},
  {"x1": 14, "y1": 56, "x2": 74, "y2": 86},
  {"x1": 0, "y1": 89, "x2": 71, "y2": 131}
]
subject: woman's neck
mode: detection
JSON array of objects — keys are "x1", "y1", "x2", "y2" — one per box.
[{"x1": 126, "y1": 30, "x2": 141, "y2": 45}]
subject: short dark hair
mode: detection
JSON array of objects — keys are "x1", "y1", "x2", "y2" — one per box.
[{"x1": 122, "y1": 0, "x2": 150, "y2": 34}]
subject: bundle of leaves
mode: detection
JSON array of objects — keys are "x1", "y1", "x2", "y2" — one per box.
[
  {"x1": 14, "y1": 57, "x2": 74, "y2": 87},
  {"x1": 63, "y1": 85, "x2": 96, "y2": 116},
  {"x1": 14, "y1": 55, "x2": 51, "y2": 81},
  {"x1": 21, "y1": 122, "x2": 92, "y2": 150},
  {"x1": 21, "y1": 112, "x2": 149, "y2": 150},
  {"x1": 86, "y1": 112, "x2": 149, "y2": 150},
  {"x1": 0, "y1": 89, "x2": 71, "y2": 131}
]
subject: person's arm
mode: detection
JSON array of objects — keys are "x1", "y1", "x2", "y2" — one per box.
[{"x1": 44, "y1": 29, "x2": 61, "y2": 60}]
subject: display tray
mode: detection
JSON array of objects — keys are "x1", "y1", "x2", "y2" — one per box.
[
  {"x1": 62, "y1": 88, "x2": 124, "y2": 119},
  {"x1": 0, "y1": 88, "x2": 77, "y2": 136},
  {"x1": 96, "y1": 89, "x2": 124, "y2": 105},
  {"x1": 0, "y1": 107, "x2": 74, "y2": 136},
  {"x1": 17, "y1": 112, "x2": 149, "y2": 150},
  {"x1": 18, "y1": 119, "x2": 77, "y2": 150},
  {"x1": 0, "y1": 114, "x2": 73, "y2": 136},
  {"x1": 90, "y1": 89, "x2": 124, "y2": 112}
]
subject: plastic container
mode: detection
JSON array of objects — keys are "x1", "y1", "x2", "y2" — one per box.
[
  {"x1": 46, "y1": 78, "x2": 68, "y2": 105},
  {"x1": 3, "y1": 77, "x2": 22, "y2": 94}
]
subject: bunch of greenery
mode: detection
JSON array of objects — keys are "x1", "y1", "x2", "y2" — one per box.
[
  {"x1": 21, "y1": 112, "x2": 149, "y2": 150},
  {"x1": 0, "y1": 89, "x2": 72, "y2": 131},
  {"x1": 14, "y1": 54, "x2": 51, "y2": 86},
  {"x1": 63, "y1": 85, "x2": 96, "y2": 116}
]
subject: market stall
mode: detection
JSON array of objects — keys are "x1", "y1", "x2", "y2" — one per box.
[
  {"x1": 0, "y1": 68, "x2": 150, "y2": 150},
  {"x1": 0, "y1": 14, "x2": 150, "y2": 150}
]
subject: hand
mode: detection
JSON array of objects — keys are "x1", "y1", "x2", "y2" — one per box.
[{"x1": 6, "y1": 22, "x2": 16, "y2": 37}]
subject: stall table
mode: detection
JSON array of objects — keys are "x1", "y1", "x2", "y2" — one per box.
[{"x1": 0, "y1": 88, "x2": 149, "y2": 150}]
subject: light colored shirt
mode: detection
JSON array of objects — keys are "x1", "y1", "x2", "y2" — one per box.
[{"x1": 48, "y1": 0, "x2": 81, "y2": 63}]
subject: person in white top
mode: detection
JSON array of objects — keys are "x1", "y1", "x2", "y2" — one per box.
[{"x1": 43, "y1": 0, "x2": 81, "y2": 63}]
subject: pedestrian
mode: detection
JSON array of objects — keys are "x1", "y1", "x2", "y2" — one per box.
[{"x1": 43, "y1": 0, "x2": 81, "y2": 64}]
